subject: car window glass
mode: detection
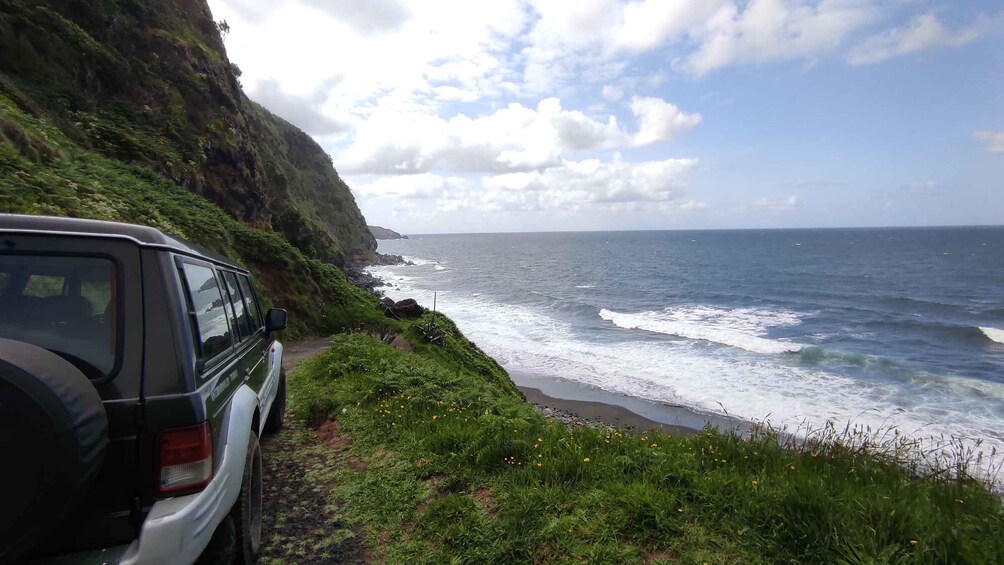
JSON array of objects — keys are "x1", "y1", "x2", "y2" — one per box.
[
  {"x1": 0, "y1": 255, "x2": 118, "y2": 380},
  {"x1": 24, "y1": 275, "x2": 65, "y2": 297},
  {"x1": 238, "y1": 274, "x2": 262, "y2": 330},
  {"x1": 180, "y1": 263, "x2": 232, "y2": 361},
  {"x1": 217, "y1": 272, "x2": 238, "y2": 341},
  {"x1": 80, "y1": 269, "x2": 113, "y2": 315},
  {"x1": 221, "y1": 271, "x2": 249, "y2": 340}
]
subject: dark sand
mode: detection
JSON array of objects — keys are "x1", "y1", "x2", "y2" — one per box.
[
  {"x1": 520, "y1": 386, "x2": 698, "y2": 435},
  {"x1": 514, "y1": 370, "x2": 749, "y2": 437}
]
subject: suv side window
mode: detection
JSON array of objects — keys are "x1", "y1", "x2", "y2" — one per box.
[
  {"x1": 237, "y1": 274, "x2": 263, "y2": 332},
  {"x1": 24, "y1": 274, "x2": 66, "y2": 297},
  {"x1": 180, "y1": 262, "x2": 233, "y2": 363},
  {"x1": 220, "y1": 270, "x2": 250, "y2": 340}
]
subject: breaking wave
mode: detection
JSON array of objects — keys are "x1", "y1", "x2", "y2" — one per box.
[
  {"x1": 599, "y1": 306, "x2": 804, "y2": 355},
  {"x1": 980, "y1": 327, "x2": 1004, "y2": 344}
]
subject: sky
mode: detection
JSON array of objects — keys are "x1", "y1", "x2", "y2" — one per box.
[{"x1": 206, "y1": 0, "x2": 1004, "y2": 234}]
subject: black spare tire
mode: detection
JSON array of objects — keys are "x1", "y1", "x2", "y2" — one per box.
[{"x1": 0, "y1": 338, "x2": 109, "y2": 562}]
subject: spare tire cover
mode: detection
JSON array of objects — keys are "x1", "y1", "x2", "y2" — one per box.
[{"x1": 0, "y1": 338, "x2": 109, "y2": 561}]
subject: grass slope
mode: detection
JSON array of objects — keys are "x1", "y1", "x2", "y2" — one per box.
[{"x1": 290, "y1": 333, "x2": 1004, "y2": 564}]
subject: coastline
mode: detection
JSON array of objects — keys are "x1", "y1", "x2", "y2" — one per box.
[
  {"x1": 515, "y1": 372, "x2": 749, "y2": 437},
  {"x1": 520, "y1": 386, "x2": 697, "y2": 435},
  {"x1": 365, "y1": 264, "x2": 751, "y2": 438}
]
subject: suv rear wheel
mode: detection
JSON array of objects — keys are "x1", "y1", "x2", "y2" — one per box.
[
  {"x1": 263, "y1": 369, "x2": 286, "y2": 435},
  {"x1": 231, "y1": 431, "x2": 263, "y2": 564}
]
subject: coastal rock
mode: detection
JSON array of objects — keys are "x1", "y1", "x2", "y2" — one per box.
[
  {"x1": 393, "y1": 298, "x2": 424, "y2": 319},
  {"x1": 344, "y1": 253, "x2": 409, "y2": 294},
  {"x1": 368, "y1": 225, "x2": 409, "y2": 240},
  {"x1": 380, "y1": 297, "x2": 425, "y2": 320}
]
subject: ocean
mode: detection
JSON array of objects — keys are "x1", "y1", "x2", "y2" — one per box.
[{"x1": 368, "y1": 227, "x2": 1004, "y2": 475}]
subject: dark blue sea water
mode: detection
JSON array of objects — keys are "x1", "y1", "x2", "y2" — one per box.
[{"x1": 370, "y1": 227, "x2": 1004, "y2": 467}]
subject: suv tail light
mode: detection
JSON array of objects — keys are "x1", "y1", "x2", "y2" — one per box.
[{"x1": 156, "y1": 422, "x2": 213, "y2": 496}]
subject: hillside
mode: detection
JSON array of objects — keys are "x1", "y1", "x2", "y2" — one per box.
[
  {"x1": 0, "y1": 0, "x2": 374, "y2": 265},
  {"x1": 369, "y1": 225, "x2": 408, "y2": 240}
]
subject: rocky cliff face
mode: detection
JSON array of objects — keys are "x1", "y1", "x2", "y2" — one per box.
[{"x1": 0, "y1": 0, "x2": 375, "y2": 264}]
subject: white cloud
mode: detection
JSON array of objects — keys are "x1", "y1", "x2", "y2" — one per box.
[
  {"x1": 248, "y1": 79, "x2": 347, "y2": 135},
  {"x1": 847, "y1": 13, "x2": 989, "y2": 65},
  {"x1": 974, "y1": 131, "x2": 1004, "y2": 154},
  {"x1": 348, "y1": 173, "x2": 465, "y2": 199},
  {"x1": 210, "y1": 0, "x2": 527, "y2": 104},
  {"x1": 477, "y1": 157, "x2": 700, "y2": 211},
  {"x1": 601, "y1": 84, "x2": 624, "y2": 102},
  {"x1": 299, "y1": 0, "x2": 411, "y2": 33},
  {"x1": 752, "y1": 195, "x2": 799, "y2": 210},
  {"x1": 679, "y1": 0, "x2": 877, "y2": 76},
  {"x1": 352, "y1": 157, "x2": 699, "y2": 215},
  {"x1": 631, "y1": 96, "x2": 702, "y2": 146},
  {"x1": 336, "y1": 96, "x2": 697, "y2": 175}
]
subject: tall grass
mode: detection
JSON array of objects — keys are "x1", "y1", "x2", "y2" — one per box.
[{"x1": 288, "y1": 333, "x2": 1004, "y2": 564}]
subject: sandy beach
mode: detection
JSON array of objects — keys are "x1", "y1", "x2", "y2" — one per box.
[
  {"x1": 519, "y1": 386, "x2": 697, "y2": 435},
  {"x1": 515, "y1": 373, "x2": 749, "y2": 437}
]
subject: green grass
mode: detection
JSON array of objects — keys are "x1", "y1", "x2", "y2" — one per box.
[{"x1": 289, "y1": 333, "x2": 1004, "y2": 564}]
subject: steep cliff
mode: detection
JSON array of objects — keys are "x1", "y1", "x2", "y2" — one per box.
[
  {"x1": 0, "y1": 0, "x2": 375, "y2": 264},
  {"x1": 0, "y1": 0, "x2": 381, "y2": 334}
]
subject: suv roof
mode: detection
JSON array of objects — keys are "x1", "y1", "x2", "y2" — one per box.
[{"x1": 0, "y1": 214, "x2": 241, "y2": 270}]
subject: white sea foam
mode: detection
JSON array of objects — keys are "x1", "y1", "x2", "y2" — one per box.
[
  {"x1": 599, "y1": 306, "x2": 804, "y2": 355},
  {"x1": 369, "y1": 264, "x2": 1004, "y2": 482},
  {"x1": 980, "y1": 326, "x2": 1004, "y2": 344},
  {"x1": 401, "y1": 256, "x2": 433, "y2": 266},
  {"x1": 434, "y1": 265, "x2": 448, "y2": 271},
  {"x1": 575, "y1": 284, "x2": 596, "y2": 289}
]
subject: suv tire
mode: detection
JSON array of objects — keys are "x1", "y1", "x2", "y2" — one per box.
[
  {"x1": 263, "y1": 369, "x2": 286, "y2": 435},
  {"x1": 0, "y1": 338, "x2": 108, "y2": 561},
  {"x1": 231, "y1": 431, "x2": 263, "y2": 565}
]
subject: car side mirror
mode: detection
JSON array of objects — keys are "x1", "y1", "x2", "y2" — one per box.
[{"x1": 265, "y1": 308, "x2": 287, "y2": 332}]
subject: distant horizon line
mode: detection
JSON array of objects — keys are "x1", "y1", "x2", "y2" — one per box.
[{"x1": 379, "y1": 223, "x2": 1004, "y2": 238}]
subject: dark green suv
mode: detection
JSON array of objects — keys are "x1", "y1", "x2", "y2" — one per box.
[{"x1": 0, "y1": 214, "x2": 288, "y2": 564}]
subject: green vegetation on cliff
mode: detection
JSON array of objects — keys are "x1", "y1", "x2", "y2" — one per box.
[
  {"x1": 0, "y1": 0, "x2": 374, "y2": 265},
  {"x1": 0, "y1": 0, "x2": 380, "y2": 334},
  {"x1": 290, "y1": 334, "x2": 1004, "y2": 564},
  {"x1": 369, "y1": 225, "x2": 407, "y2": 240}
]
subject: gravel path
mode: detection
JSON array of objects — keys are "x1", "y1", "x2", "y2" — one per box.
[{"x1": 260, "y1": 337, "x2": 367, "y2": 564}]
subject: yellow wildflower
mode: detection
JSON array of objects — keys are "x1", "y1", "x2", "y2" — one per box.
[{"x1": 583, "y1": 457, "x2": 590, "y2": 462}]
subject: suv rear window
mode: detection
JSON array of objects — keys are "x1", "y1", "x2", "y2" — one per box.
[
  {"x1": 180, "y1": 263, "x2": 233, "y2": 362},
  {"x1": 0, "y1": 255, "x2": 119, "y2": 380}
]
